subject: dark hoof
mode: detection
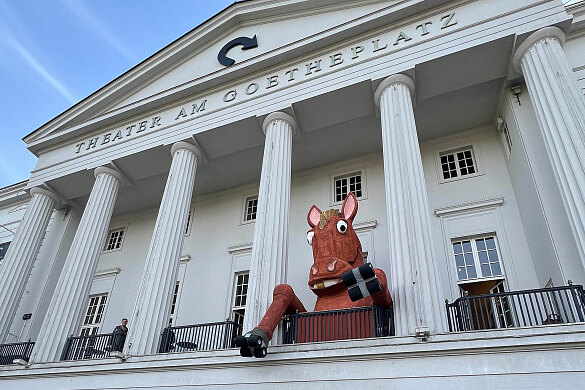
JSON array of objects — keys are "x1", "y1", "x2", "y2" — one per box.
[
  {"x1": 342, "y1": 262, "x2": 381, "y2": 302},
  {"x1": 247, "y1": 335, "x2": 263, "y2": 348},
  {"x1": 253, "y1": 347, "x2": 267, "y2": 358},
  {"x1": 236, "y1": 329, "x2": 269, "y2": 358},
  {"x1": 240, "y1": 345, "x2": 253, "y2": 357}
]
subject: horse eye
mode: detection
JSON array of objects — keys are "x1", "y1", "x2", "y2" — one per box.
[
  {"x1": 336, "y1": 220, "x2": 348, "y2": 234},
  {"x1": 307, "y1": 231, "x2": 314, "y2": 245}
]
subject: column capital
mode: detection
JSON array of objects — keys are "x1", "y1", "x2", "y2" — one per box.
[
  {"x1": 94, "y1": 166, "x2": 125, "y2": 183},
  {"x1": 374, "y1": 74, "x2": 415, "y2": 106},
  {"x1": 171, "y1": 141, "x2": 203, "y2": 163},
  {"x1": 512, "y1": 26, "x2": 566, "y2": 74},
  {"x1": 262, "y1": 112, "x2": 298, "y2": 136},
  {"x1": 29, "y1": 187, "x2": 60, "y2": 206}
]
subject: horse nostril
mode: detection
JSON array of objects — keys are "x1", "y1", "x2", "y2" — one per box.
[
  {"x1": 311, "y1": 266, "x2": 319, "y2": 276},
  {"x1": 326, "y1": 259, "x2": 337, "y2": 272}
]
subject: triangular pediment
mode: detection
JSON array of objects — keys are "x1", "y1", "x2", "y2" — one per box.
[
  {"x1": 103, "y1": 1, "x2": 391, "y2": 113},
  {"x1": 23, "y1": 0, "x2": 421, "y2": 153}
]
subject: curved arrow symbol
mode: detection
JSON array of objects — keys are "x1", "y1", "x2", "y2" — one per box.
[{"x1": 217, "y1": 35, "x2": 258, "y2": 67}]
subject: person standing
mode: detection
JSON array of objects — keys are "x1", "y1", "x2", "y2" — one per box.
[{"x1": 110, "y1": 318, "x2": 128, "y2": 352}]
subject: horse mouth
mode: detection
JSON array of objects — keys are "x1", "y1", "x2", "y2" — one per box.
[{"x1": 310, "y1": 278, "x2": 342, "y2": 290}]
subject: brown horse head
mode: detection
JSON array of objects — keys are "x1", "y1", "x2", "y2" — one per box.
[{"x1": 306, "y1": 193, "x2": 364, "y2": 296}]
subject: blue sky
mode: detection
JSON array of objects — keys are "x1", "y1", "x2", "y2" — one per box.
[
  {"x1": 0, "y1": 0, "x2": 582, "y2": 188},
  {"x1": 0, "y1": 0, "x2": 233, "y2": 188}
]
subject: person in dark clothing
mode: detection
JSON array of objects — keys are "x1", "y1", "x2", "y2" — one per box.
[
  {"x1": 159, "y1": 323, "x2": 176, "y2": 353},
  {"x1": 110, "y1": 318, "x2": 128, "y2": 352}
]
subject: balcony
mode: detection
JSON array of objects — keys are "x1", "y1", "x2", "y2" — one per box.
[
  {"x1": 158, "y1": 320, "x2": 242, "y2": 353},
  {"x1": 445, "y1": 284, "x2": 585, "y2": 332},
  {"x1": 0, "y1": 341, "x2": 34, "y2": 366},
  {"x1": 281, "y1": 306, "x2": 394, "y2": 344},
  {"x1": 59, "y1": 320, "x2": 242, "y2": 361},
  {"x1": 60, "y1": 333, "x2": 123, "y2": 361}
]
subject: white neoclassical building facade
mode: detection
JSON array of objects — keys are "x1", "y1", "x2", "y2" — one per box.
[{"x1": 1, "y1": 0, "x2": 585, "y2": 388}]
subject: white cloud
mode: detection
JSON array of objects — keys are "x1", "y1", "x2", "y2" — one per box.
[
  {"x1": 60, "y1": 0, "x2": 135, "y2": 63},
  {"x1": 3, "y1": 34, "x2": 77, "y2": 104}
]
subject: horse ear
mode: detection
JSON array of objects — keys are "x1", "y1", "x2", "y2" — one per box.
[
  {"x1": 307, "y1": 205, "x2": 321, "y2": 228},
  {"x1": 341, "y1": 192, "x2": 358, "y2": 221}
]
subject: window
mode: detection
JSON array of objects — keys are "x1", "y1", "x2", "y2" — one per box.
[
  {"x1": 243, "y1": 196, "x2": 258, "y2": 222},
  {"x1": 334, "y1": 172, "x2": 363, "y2": 203},
  {"x1": 0, "y1": 242, "x2": 10, "y2": 265},
  {"x1": 440, "y1": 147, "x2": 477, "y2": 180},
  {"x1": 232, "y1": 272, "x2": 249, "y2": 326},
  {"x1": 169, "y1": 281, "x2": 181, "y2": 326},
  {"x1": 452, "y1": 236, "x2": 503, "y2": 281},
  {"x1": 80, "y1": 293, "x2": 108, "y2": 336},
  {"x1": 104, "y1": 227, "x2": 126, "y2": 252},
  {"x1": 185, "y1": 208, "x2": 193, "y2": 235},
  {"x1": 500, "y1": 123, "x2": 513, "y2": 157}
]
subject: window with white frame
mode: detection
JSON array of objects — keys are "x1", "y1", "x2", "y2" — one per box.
[
  {"x1": 334, "y1": 171, "x2": 363, "y2": 203},
  {"x1": 80, "y1": 293, "x2": 108, "y2": 336},
  {"x1": 452, "y1": 236, "x2": 503, "y2": 281},
  {"x1": 0, "y1": 242, "x2": 10, "y2": 266},
  {"x1": 103, "y1": 227, "x2": 126, "y2": 252},
  {"x1": 232, "y1": 272, "x2": 249, "y2": 326},
  {"x1": 185, "y1": 208, "x2": 193, "y2": 235},
  {"x1": 169, "y1": 281, "x2": 181, "y2": 326},
  {"x1": 439, "y1": 147, "x2": 477, "y2": 181},
  {"x1": 500, "y1": 122, "x2": 513, "y2": 157},
  {"x1": 243, "y1": 196, "x2": 258, "y2": 222}
]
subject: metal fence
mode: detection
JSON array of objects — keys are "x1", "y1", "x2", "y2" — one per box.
[
  {"x1": 0, "y1": 341, "x2": 34, "y2": 365},
  {"x1": 281, "y1": 306, "x2": 394, "y2": 344},
  {"x1": 61, "y1": 333, "x2": 125, "y2": 361},
  {"x1": 445, "y1": 284, "x2": 585, "y2": 332},
  {"x1": 158, "y1": 320, "x2": 242, "y2": 353}
]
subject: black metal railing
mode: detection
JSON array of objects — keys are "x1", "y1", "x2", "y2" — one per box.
[
  {"x1": 281, "y1": 306, "x2": 394, "y2": 344},
  {"x1": 445, "y1": 284, "x2": 585, "y2": 332},
  {"x1": 61, "y1": 333, "x2": 125, "y2": 361},
  {"x1": 0, "y1": 341, "x2": 34, "y2": 365},
  {"x1": 158, "y1": 320, "x2": 242, "y2": 353}
]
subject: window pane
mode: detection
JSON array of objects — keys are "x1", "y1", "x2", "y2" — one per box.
[
  {"x1": 466, "y1": 266, "x2": 477, "y2": 279},
  {"x1": 462, "y1": 241, "x2": 472, "y2": 253},
  {"x1": 476, "y1": 239, "x2": 486, "y2": 251},
  {"x1": 464, "y1": 253, "x2": 474, "y2": 266},
  {"x1": 455, "y1": 254, "x2": 465, "y2": 267},
  {"x1": 485, "y1": 238, "x2": 496, "y2": 250},
  {"x1": 491, "y1": 262, "x2": 502, "y2": 276},
  {"x1": 457, "y1": 268, "x2": 467, "y2": 280},
  {"x1": 481, "y1": 264, "x2": 492, "y2": 277},
  {"x1": 453, "y1": 242, "x2": 462, "y2": 254},
  {"x1": 478, "y1": 251, "x2": 488, "y2": 264}
]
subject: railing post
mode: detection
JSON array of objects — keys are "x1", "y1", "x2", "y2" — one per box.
[
  {"x1": 23, "y1": 341, "x2": 33, "y2": 362},
  {"x1": 462, "y1": 298, "x2": 472, "y2": 331},
  {"x1": 569, "y1": 283, "x2": 585, "y2": 322},
  {"x1": 445, "y1": 300, "x2": 453, "y2": 332},
  {"x1": 60, "y1": 337, "x2": 71, "y2": 361}
]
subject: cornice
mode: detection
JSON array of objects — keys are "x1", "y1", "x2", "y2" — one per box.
[
  {"x1": 0, "y1": 180, "x2": 30, "y2": 207},
  {"x1": 23, "y1": 0, "x2": 454, "y2": 155}
]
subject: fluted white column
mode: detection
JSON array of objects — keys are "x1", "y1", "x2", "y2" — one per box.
[
  {"x1": 0, "y1": 188, "x2": 59, "y2": 343},
  {"x1": 374, "y1": 75, "x2": 445, "y2": 336},
  {"x1": 31, "y1": 167, "x2": 122, "y2": 363},
  {"x1": 243, "y1": 112, "x2": 296, "y2": 335},
  {"x1": 124, "y1": 142, "x2": 201, "y2": 356},
  {"x1": 513, "y1": 26, "x2": 585, "y2": 270}
]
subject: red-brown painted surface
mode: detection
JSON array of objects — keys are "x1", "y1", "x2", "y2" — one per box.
[{"x1": 254, "y1": 193, "x2": 392, "y2": 341}]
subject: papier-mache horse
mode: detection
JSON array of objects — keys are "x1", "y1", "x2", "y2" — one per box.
[{"x1": 235, "y1": 192, "x2": 392, "y2": 358}]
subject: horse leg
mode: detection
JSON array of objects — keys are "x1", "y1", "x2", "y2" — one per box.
[{"x1": 236, "y1": 284, "x2": 306, "y2": 358}]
